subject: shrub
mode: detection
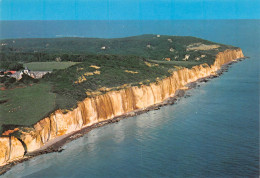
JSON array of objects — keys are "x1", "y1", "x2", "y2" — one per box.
[{"x1": 19, "y1": 74, "x2": 38, "y2": 84}]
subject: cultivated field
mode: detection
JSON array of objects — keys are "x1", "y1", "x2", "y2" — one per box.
[{"x1": 23, "y1": 61, "x2": 80, "y2": 71}]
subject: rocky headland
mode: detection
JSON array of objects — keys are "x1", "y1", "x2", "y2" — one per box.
[{"x1": 0, "y1": 48, "x2": 245, "y2": 175}]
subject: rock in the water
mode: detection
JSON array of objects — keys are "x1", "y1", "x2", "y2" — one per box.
[
  {"x1": 186, "y1": 82, "x2": 197, "y2": 89},
  {"x1": 175, "y1": 89, "x2": 185, "y2": 97}
]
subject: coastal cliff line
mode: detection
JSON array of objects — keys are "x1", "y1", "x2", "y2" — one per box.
[{"x1": 0, "y1": 49, "x2": 244, "y2": 167}]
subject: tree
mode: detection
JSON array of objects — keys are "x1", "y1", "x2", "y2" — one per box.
[
  {"x1": 0, "y1": 61, "x2": 24, "y2": 71},
  {"x1": 9, "y1": 63, "x2": 24, "y2": 71}
]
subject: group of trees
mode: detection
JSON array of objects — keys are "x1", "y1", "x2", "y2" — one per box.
[
  {"x1": 0, "y1": 61, "x2": 24, "y2": 71},
  {"x1": 0, "y1": 52, "x2": 99, "y2": 64},
  {"x1": 0, "y1": 74, "x2": 38, "y2": 88},
  {"x1": 0, "y1": 51, "x2": 132, "y2": 65}
]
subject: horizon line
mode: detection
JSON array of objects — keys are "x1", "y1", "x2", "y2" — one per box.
[{"x1": 0, "y1": 18, "x2": 260, "y2": 21}]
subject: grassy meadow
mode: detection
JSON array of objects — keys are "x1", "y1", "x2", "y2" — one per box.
[
  {"x1": 0, "y1": 83, "x2": 55, "y2": 132},
  {"x1": 24, "y1": 61, "x2": 80, "y2": 71}
]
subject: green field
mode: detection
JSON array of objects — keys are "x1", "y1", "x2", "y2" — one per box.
[
  {"x1": 0, "y1": 83, "x2": 55, "y2": 132},
  {"x1": 23, "y1": 61, "x2": 80, "y2": 71}
]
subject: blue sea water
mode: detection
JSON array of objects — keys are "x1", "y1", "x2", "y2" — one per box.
[{"x1": 1, "y1": 20, "x2": 259, "y2": 177}]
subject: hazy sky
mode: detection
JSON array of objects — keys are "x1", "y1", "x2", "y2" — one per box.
[{"x1": 0, "y1": 0, "x2": 259, "y2": 20}]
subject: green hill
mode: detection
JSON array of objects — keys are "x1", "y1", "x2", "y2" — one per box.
[
  {"x1": 0, "y1": 35, "x2": 236, "y2": 65},
  {"x1": 0, "y1": 35, "x2": 239, "y2": 132}
]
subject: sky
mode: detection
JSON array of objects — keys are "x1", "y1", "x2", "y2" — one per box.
[{"x1": 0, "y1": 0, "x2": 259, "y2": 20}]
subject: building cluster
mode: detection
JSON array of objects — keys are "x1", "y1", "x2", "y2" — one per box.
[{"x1": 0, "y1": 67, "x2": 51, "y2": 80}]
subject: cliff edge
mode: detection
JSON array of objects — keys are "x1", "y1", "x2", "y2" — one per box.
[{"x1": 0, "y1": 48, "x2": 244, "y2": 167}]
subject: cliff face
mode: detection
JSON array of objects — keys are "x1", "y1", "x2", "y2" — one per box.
[
  {"x1": 0, "y1": 136, "x2": 25, "y2": 166},
  {"x1": 0, "y1": 49, "x2": 244, "y2": 166}
]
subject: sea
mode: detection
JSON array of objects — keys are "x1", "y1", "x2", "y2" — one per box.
[{"x1": 1, "y1": 20, "x2": 259, "y2": 177}]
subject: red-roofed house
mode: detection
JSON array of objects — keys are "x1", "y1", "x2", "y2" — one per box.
[{"x1": 4, "y1": 71, "x2": 16, "y2": 74}]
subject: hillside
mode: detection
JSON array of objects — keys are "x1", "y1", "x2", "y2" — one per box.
[
  {"x1": 0, "y1": 35, "x2": 236, "y2": 65},
  {"x1": 0, "y1": 35, "x2": 240, "y2": 133}
]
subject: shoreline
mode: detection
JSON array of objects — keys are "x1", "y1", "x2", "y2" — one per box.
[{"x1": 0, "y1": 57, "x2": 246, "y2": 176}]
